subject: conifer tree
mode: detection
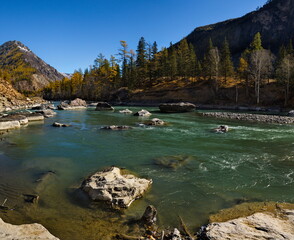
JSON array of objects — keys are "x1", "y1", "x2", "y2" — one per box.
[
  {"x1": 136, "y1": 37, "x2": 147, "y2": 88},
  {"x1": 220, "y1": 38, "x2": 234, "y2": 84}
]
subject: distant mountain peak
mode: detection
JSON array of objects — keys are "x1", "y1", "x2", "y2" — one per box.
[{"x1": 0, "y1": 40, "x2": 64, "y2": 93}]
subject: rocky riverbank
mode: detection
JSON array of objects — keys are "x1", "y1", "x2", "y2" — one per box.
[
  {"x1": 0, "y1": 78, "x2": 47, "y2": 112},
  {"x1": 199, "y1": 112, "x2": 294, "y2": 124}
]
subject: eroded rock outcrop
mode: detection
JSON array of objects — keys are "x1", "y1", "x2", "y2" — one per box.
[
  {"x1": 57, "y1": 98, "x2": 87, "y2": 110},
  {"x1": 0, "y1": 218, "x2": 59, "y2": 240},
  {"x1": 95, "y1": 102, "x2": 114, "y2": 111},
  {"x1": 199, "y1": 210, "x2": 294, "y2": 240},
  {"x1": 159, "y1": 102, "x2": 196, "y2": 113},
  {"x1": 81, "y1": 167, "x2": 152, "y2": 208}
]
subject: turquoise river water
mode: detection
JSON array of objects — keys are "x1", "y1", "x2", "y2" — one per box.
[{"x1": 0, "y1": 106, "x2": 293, "y2": 239}]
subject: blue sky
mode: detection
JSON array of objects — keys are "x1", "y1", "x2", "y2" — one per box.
[{"x1": 0, "y1": 0, "x2": 266, "y2": 73}]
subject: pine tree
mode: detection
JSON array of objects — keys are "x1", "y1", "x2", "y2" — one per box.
[
  {"x1": 250, "y1": 32, "x2": 263, "y2": 51},
  {"x1": 136, "y1": 37, "x2": 147, "y2": 88},
  {"x1": 220, "y1": 38, "x2": 234, "y2": 84}
]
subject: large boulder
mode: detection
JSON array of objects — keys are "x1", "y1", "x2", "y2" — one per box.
[
  {"x1": 198, "y1": 209, "x2": 294, "y2": 240},
  {"x1": 0, "y1": 218, "x2": 59, "y2": 240},
  {"x1": 145, "y1": 118, "x2": 165, "y2": 126},
  {"x1": 0, "y1": 119, "x2": 21, "y2": 131},
  {"x1": 159, "y1": 102, "x2": 196, "y2": 113},
  {"x1": 81, "y1": 167, "x2": 152, "y2": 208},
  {"x1": 95, "y1": 102, "x2": 114, "y2": 111},
  {"x1": 36, "y1": 109, "x2": 56, "y2": 118},
  {"x1": 22, "y1": 113, "x2": 44, "y2": 121},
  {"x1": 134, "y1": 109, "x2": 152, "y2": 117},
  {"x1": 4, "y1": 115, "x2": 28, "y2": 125},
  {"x1": 57, "y1": 98, "x2": 87, "y2": 110},
  {"x1": 32, "y1": 103, "x2": 55, "y2": 110}
]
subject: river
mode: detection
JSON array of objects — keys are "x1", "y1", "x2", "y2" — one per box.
[{"x1": 0, "y1": 106, "x2": 293, "y2": 239}]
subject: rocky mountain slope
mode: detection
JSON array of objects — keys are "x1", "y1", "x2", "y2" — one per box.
[
  {"x1": 181, "y1": 0, "x2": 294, "y2": 57},
  {"x1": 0, "y1": 78, "x2": 45, "y2": 112},
  {"x1": 0, "y1": 41, "x2": 64, "y2": 93}
]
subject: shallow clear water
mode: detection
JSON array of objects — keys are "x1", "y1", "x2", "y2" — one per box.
[{"x1": 0, "y1": 107, "x2": 294, "y2": 239}]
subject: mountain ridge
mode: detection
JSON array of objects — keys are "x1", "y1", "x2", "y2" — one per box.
[{"x1": 180, "y1": 0, "x2": 294, "y2": 57}]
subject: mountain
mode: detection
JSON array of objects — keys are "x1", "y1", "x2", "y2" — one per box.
[
  {"x1": 0, "y1": 41, "x2": 64, "y2": 93},
  {"x1": 181, "y1": 0, "x2": 294, "y2": 57}
]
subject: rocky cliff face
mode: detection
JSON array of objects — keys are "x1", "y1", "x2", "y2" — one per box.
[
  {"x1": 0, "y1": 41, "x2": 64, "y2": 93},
  {"x1": 0, "y1": 78, "x2": 45, "y2": 112},
  {"x1": 182, "y1": 0, "x2": 294, "y2": 56}
]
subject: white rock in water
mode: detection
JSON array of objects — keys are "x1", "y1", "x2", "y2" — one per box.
[
  {"x1": 134, "y1": 109, "x2": 152, "y2": 117},
  {"x1": 81, "y1": 167, "x2": 152, "y2": 208},
  {"x1": 200, "y1": 210, "x2": 294, "y2": 240},
  {"x1": 0, "y1": 120, "x2": 21, "y2": 130},
  {"x1": 0, "y1": 218, "x2": 59, "y2": 240}
]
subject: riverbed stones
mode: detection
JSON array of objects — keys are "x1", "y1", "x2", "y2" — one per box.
[
  {"x1": 57, "y1": 98, "x2": 87, "y2": 110},
  {"x1": 101, "y1": 125, "x2": 132, "y2": 130},
  {"x1": 95, "y1": 102, "x2": 114, "y2": 111},
  {"x1": 200, "y1": 112, "x2": 294, "y2": 124},
  {"x1": 134, "y1": 109, "x2": 152, "y2": 117},
  {"x1": 198, "y1": 209, "x2": 294, "y2": 240},
  {"x1": 159, "y1": 102, "x2": 196, "y2": 113},
  {"x1": 0, "y1": 218, "x2": 59, "y2": 240},
  {"x1": 81, "y1": 167, "x2": 152, "y2": 208}
]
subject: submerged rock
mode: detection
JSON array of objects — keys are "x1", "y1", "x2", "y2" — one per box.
[
  {"x1": 213, "y1": 125, "x2": 229, "y2": 133},
  {"x1": 0, "y1": 218, "x2": 59, "y2": 240},
  {"x1": 159, "y1": 102, "x2": 196, "y2": 113},
  {"x1": 141, "y1": 205, "x2": 157, "y2": 226},
  {"x1": 154, "y1": 155, "x2": 193, "y2": 170},
  {"x1": 134, "y1": 109, "x2": 152, "y2": 117},
  {"x1": 23, "y1": 194, "x2": 39, "y2": 204},
  {"x1": 101, "y1": 125, "x2": 132, "y2": 130},
  {"x1": 52, "y1": 122, "x2": 70, "y2": 127},
  {"x1": 57, "y1": 98, "x2": 87, "y2": 110},
  {"x1": 81, "y1": 167, "x2": 152, "y2": 208},
  {"x1": 199, "y1": 209, "x2": 294, "y2": 240},
  {"x1": 119, "y1": 109, "x2": 133, "y2": 114},
  {"x1": 95, "y1": 102, "x2": 114, "y2": 111}
]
